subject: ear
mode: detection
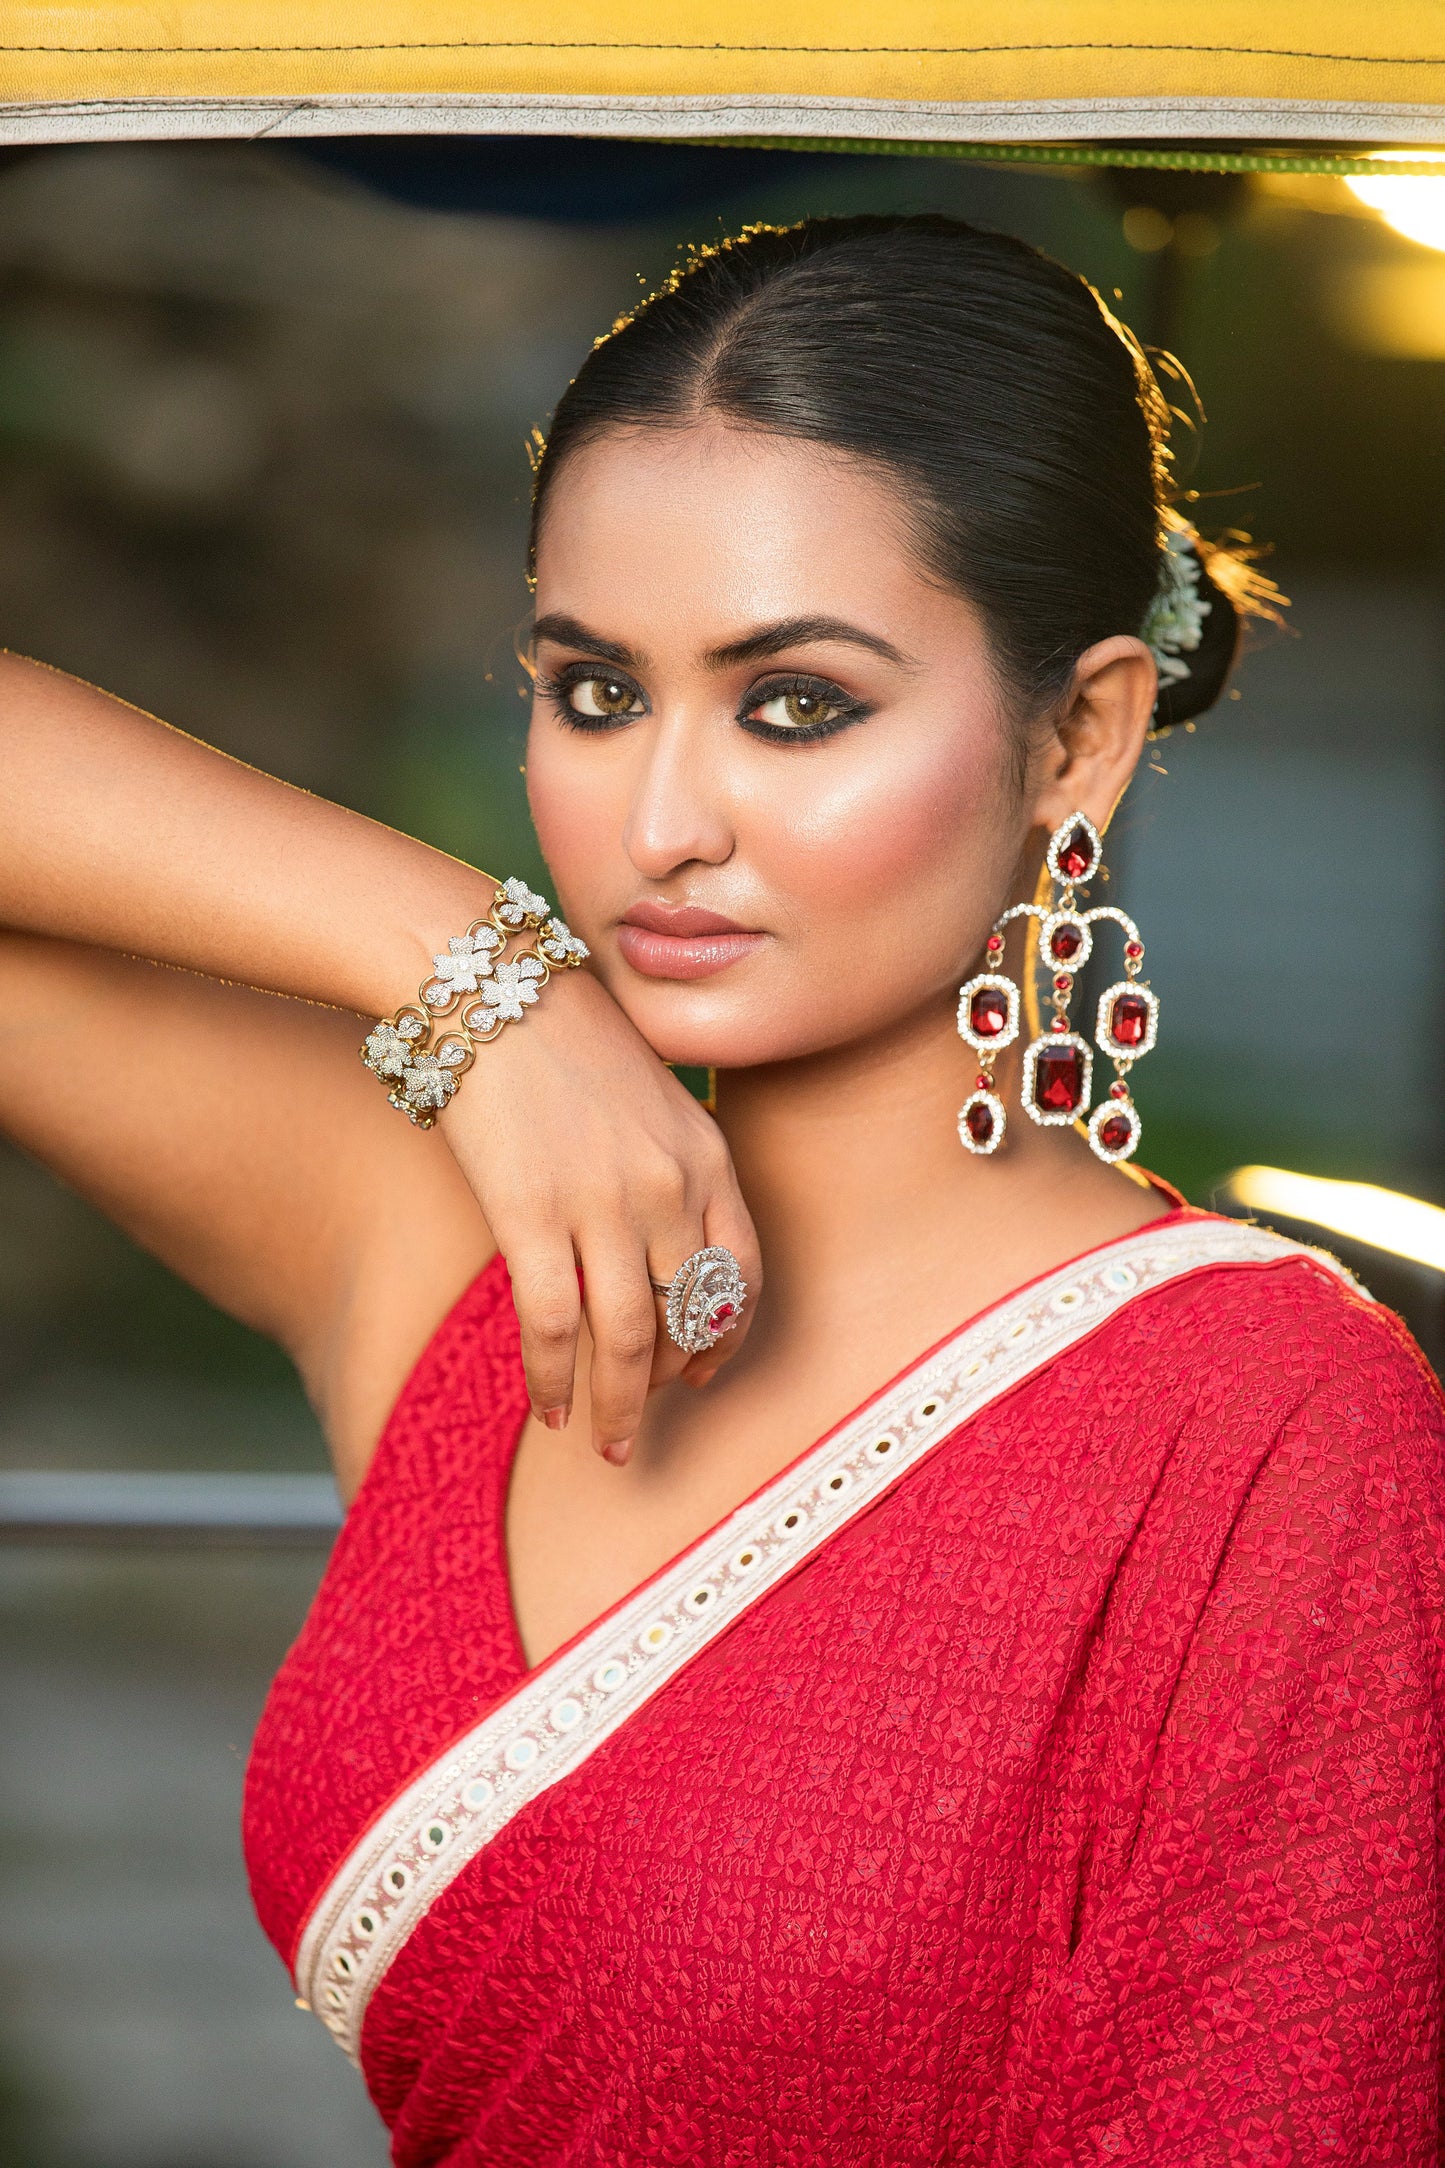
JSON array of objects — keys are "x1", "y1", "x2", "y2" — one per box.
[{"x1": 1028, "y1": 635, "x2": 1157, "y2": 838}]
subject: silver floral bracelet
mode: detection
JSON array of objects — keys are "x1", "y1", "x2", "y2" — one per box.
[{"x1": 361, "y1": 877, "x2": 590, "y2": 1128}]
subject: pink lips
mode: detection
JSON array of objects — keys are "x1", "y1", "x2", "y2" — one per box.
[{"x1": 616, "y1": 901, "x2": 765, "y2": 981}]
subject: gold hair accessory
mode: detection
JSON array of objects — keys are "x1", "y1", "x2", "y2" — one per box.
[{"x1": 361, "y1": 877, "x2": 589, "y2": 1128}]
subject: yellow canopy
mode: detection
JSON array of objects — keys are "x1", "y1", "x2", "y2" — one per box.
[{"x1": 2, "y1": 1, "x2": 1445, "y2": 166}]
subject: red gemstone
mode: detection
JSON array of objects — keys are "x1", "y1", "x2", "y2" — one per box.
[
  {"x1": 1109, "y1": 1078, "x2": 1130, "y2": 1099},
  {"x1": 707, "y1": 1302, "x2": 736, "y2": 1331},
  {"x1": 1110, "y1": 992, "x2": 1152, "y2": 1048},
  {"x1": 1098, "y1": 1112, "x2": 1134, "y2": 1153},
  {"x1": 1032, "y1": 1043, "x2": 1084, "y2": 1113},
  {"x1": 1053, "y1": 973, "x2": 1073, "y2": 993},
  {"x1": 965, "y1": 1099, "x2": 996, "y2": 1145},
  {"x1": 975, "y1": 1072, "x2": 991, "y2": 1092},
  {"x1": 969, "y1": 986, "x2": 1009, "y2": 1038},
  {"x1": 1049, "y1": 922, "x2": 1084, "y2": 961},
  {"x1": 1052, "y1": 1015, "x2": 1069, "y2": 1032},
  {"x1": 1125, "y1": 941, "x2": 1144, "y2": 959},
  {"x1": 1057, "y1": 824, "x2": 1095, "y2": 881}
]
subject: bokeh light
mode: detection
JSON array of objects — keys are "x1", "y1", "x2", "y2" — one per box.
[{"x1": 1346, "y1": 165, "x2": 1445, "y2": 253}]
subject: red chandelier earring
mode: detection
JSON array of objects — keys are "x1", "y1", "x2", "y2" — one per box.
[
  {"x1": 955, "y1": 934, "x2": 1018, "y2": 1155},
  {"x1": 956, "y1": 812, "x2": 1159, "y2": 1163}
]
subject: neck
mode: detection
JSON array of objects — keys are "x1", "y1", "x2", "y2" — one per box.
[{"x1": 712, "y1": 996, "x2": 1162, "y2": 1350}]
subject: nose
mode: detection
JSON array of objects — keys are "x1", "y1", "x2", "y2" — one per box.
[{"x1": 621, "y1": 710, "x2": 735, "y2": 879}]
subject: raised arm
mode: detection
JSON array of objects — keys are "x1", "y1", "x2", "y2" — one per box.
[{"x1": 0, "y1": 653, "x2": 760, "y2": 1469}]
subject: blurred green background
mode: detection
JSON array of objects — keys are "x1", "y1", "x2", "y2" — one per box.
[{"x1": 0, "y1": 137, "x2": 1441, "y2": 2162}]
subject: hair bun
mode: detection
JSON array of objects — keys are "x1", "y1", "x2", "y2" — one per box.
[
  {"x1": 1143, "y1": 529, "x2": 1237, "y2": 729},
  {"x1": 1146, "y1": 525, "x2": 1289, "y2": 730}
]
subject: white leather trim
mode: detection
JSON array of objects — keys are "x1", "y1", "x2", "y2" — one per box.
[{"x1": 3, "y1": 93, "x2": 1445, "y2": 147}]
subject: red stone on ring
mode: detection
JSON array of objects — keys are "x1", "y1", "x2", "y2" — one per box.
[
  {"x1": 1032, "y1": 1042, "x2": 1085, "y2": 1113},
  {"x1": 708, "y1": 1303, "x2": 737, "y2": 1333},
  {"x1": 965, "y1": 1099, "x2": 996, "y2": 1146},
  {"x1": 1097, "y1": 1112, "x2": 1134, "y2": 1153}
]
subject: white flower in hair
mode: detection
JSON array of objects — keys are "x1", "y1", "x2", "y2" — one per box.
[{"x1": 1141, "y1": 526, "x2": 1212, "y2": 687}]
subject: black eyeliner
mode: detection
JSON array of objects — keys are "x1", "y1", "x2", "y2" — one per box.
[
  {"x1": 738, "y1": 671, "x2": 872, "y2": 746},
  {"x1": 534, "y1": 662, "x2": 648, "y2": 732}
]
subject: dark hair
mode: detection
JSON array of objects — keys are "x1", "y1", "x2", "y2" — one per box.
[{"x1": 530, "y1": 214, "x2": 1277, "y2": 736}]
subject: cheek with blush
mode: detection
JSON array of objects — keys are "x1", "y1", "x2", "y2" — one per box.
[{"x1": 746, "y1": 716, "x2": 1016, "y2": 1011}]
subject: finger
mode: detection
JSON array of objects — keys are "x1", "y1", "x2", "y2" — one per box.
[
  {"x1": 504, "y1": 1237, "x2": 583, "y2": 1428},
  {"x1": 644, "y1": 1216, "x2": 714, "y2": 1395},
  {"x1": 580, "y1": 1242, "x2": 662, "y2": 1465},
  {"x1": 692, "y1": 1176, "x2": 763, "y2": 1369}
]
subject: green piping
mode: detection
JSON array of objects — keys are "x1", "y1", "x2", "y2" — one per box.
[{"x1": 660, "y1": 135, "x2": 1445, "y2": 177}]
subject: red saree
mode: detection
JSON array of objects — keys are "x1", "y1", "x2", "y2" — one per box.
[{"x1": 244, "y1": 1208, "x2": 1445, "y2": 2164}]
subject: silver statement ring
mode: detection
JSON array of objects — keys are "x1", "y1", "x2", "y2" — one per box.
[{"x1": 650, "y1": 1246, "x2": 748, "y2": 1356}]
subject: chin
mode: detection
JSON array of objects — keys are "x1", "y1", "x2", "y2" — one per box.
[{"x1": 605, "y1": 973, "x2": 860, "y2": 1074}]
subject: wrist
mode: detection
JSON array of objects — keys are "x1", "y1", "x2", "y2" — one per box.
[
  {"x1": 364, "y1": 862, "x2": 501, "y2": 1023},
  {"x1": 359, "y1": 873, "x2": 590, "y2": 1129}
]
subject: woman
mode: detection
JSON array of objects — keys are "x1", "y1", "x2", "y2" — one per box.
[{"x1": 2, "y1": 215, "x2": 1442, "y2": 2163}]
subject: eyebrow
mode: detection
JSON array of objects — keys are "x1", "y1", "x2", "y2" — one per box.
[
  {"x1": 530, "y1": 613, "x2": 640, "y2": 667},
  {"x1": 529, "y1": 610, "x2": 916, "y2": 673},
  {"x1": 704, "y1": 616, "x2": 916, "y2": 670}
]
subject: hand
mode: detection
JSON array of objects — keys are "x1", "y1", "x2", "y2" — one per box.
[{"x1": 438, "y1": 968, "x2": 760, "y2": 1464}]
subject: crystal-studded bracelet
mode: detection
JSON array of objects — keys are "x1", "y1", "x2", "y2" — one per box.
[{"x1": 360, "y1": 877, "x2": 590, "y2": 1128}]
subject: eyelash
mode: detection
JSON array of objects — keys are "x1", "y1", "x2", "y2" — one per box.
[{"x1": 534, "y1": 665, "x2": 870, "y2": 745}]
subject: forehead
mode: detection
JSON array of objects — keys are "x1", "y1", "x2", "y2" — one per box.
[{"x1": 532, "y1": 421, "x2": 982, "y2": 658}]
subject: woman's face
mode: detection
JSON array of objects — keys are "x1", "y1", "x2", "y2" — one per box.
[{"x1": 526, "y1": 421, "x2": 1029, "y2": 1071}]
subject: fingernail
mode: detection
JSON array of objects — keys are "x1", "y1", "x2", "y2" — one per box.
[
  {"x1": 599, "y1": 1436, "x2": 634, "y2": 1467},
  {"x1": 542, "y1": 1405, "x2": 570, "y2": 1431}
]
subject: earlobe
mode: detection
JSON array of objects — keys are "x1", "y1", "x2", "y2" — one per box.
[{"x1": 1032, "y1": 635, "x2": 1157, "y2": 835}]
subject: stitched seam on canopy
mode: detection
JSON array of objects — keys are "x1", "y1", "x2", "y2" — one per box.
[{"x1": 293, "y1": 1221, "x2": 1362, "y2": 2065}]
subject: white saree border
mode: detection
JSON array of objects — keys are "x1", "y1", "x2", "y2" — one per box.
[{"x1": 295, "y1": 1217, "x2": 1360, "y2": 2063}]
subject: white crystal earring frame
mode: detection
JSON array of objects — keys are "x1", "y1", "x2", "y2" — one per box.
[
  {"x1": 956, "y1": 973, "x2": 1021, "y2": 1053},
  {"x1": 1040, "y1": 909, "x2": 1094, "y2": 974},
  {"x1": 957, "y1": 1089, "x2": 1006, "y2": 1156},
  {"x1": 1045, "y1": 812, "x2": 1103, "y2": 887},
  {"x1": 1088, "y1": 1098, "x2": 1142, "y2": 1164},
  {"x1": 1021, "y1": 1032, "x2": 1094, "y2": 1127},
  {"x1": 1095, "y1": 981, "x2": 1160, "y2": 1063}
]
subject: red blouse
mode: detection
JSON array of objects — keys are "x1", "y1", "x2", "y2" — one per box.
[{"x1": 245, "y1": 1213, "x2": 1445, "y2": 2164}]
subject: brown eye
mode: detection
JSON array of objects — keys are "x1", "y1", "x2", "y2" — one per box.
[
  {"x1": 569, "y1": 674, "x2": 643, "y2": 719},
  {"x1": 751, "y1": 688, "x2": 841, "y2": 730}
]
